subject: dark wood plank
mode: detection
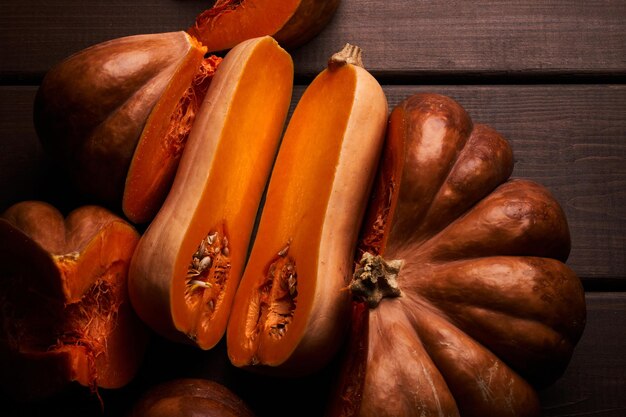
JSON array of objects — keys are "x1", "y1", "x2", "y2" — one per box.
[
  {"x1": 539, "y1": 293, "x2": 626, "y2": 417},
  {"x1": 298, "y1": 0, "x2": 626, "y2": 79},
  {"x1": 0, "y1": 87, "x2": 83, "y2": 214},
  {"x1": 2, "y1": 85, "x2": 625, "y2": 282},
  {"x1": 1, "y1": 0, "x2": 625, "y2": 80},
  {"x1": 0, "y1": 1, "x2": 206, "y2": 82}
]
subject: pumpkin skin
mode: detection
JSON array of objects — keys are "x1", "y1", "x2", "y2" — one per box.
[
  {"x1": 34, "y1": 31, "x2": 219, "y2": 220},
  {"x1": 328, "y1": 93, "x2": 586, "y2": 417},
  {"x1": 130, "y1": 379, "x2": 255, "y2": 417},
  {"x1": 188, "y1": 0, "x2": 341, "y2": 52},
  {"x1": 0, "y1": 201, "x2": 147, "y2": 400}
]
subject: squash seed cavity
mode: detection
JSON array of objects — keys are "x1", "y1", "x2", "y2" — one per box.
[
  {"x1": 245, "y1": 242, "x2": 298, "y2": 344},
  {"x1": 185, "y1": 230, "x2": 231, "y2": 316}
]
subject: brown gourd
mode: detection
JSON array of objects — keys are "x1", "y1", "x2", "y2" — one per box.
[
  {"x1": 128, "y1": 36, "x2": 293, "y2": 350},
  {"x1": 226, "y1": 44, "x2": 388, "y2": 374},
  {"x1": 188, "y1": 0, "x2": 341, "y2": 51},
  {"x1": 328, "y1": 93, "x2": 587, "y2": 417},
  {"x1": 0, "y1": 201, "x2": 146, "y2": 400}
]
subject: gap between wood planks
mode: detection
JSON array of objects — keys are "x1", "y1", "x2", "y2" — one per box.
[{"x1": 2, "y1": 70, "x2": 626, "y2": 88}]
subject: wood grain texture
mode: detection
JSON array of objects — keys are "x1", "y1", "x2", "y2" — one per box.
[
  {"x1": 297, "y1": 0, "x2": 626, "y2": 78},
  {"x1": 1, "y1": 0, "x2": 625, "y2": 80},
  {"x1": 539, "y1": 293, "x2": 626, "y2": 417}
]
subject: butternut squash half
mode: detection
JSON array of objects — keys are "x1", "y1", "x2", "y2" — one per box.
[
  {"x1": 226, "y1": 44, "x2": 388, "y2": 374},
  {"x1": 188, "y1": 0, "x2": 341, "y2": 51},
  {"x1": 128, "y1": 36, "x2": 293, "y2": 349}
]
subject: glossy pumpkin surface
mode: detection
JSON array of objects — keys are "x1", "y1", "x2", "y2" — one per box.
[{"x1": 329, "y1": 93, "x2": 586, "y2": 417}]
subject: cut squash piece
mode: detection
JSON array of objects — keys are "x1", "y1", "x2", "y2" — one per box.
[{"x1": 34, "y1": 32, "x2": 218, "y2": 211}]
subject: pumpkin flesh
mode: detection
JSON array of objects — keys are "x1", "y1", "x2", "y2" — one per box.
[
  {"x1": 227, "y1": 45, "x2": 388, "y2": 374},
  {"x1": 129, "y1": 36, "x2": 294, "y2": 350},
  {"x1": 330, "y1": 93, "x2": 586, "y2": 417},
  {"x1": 0, "y1": 202, "x2": 145, "y2": 399}
]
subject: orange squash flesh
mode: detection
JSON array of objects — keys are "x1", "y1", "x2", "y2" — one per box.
[
  {"x1": 226, "y1": 45, "x2": 388, "y2": 374},
  {"x1": 129, "y1": 36, "x2": 293, "y2": 350},
  {"x1": 123, "y1": 49, "x2": 222, "y2": 224},
  {"x1": 188, "y1": 0, "x2": 340, "y2": 51},
  {"x1": 0, "y1": 202, "x2": 146, "y2": 399}
]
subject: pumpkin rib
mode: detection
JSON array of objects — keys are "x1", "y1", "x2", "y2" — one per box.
[
  {"x1": 407, "y1": 256, "x2": 585, "y2": 386},
  {"x1": 408, "y1": 306, "x2": 542, "y2": 417},
  {"x1": 363, "y1": 302, "x2": 460, "y2": 417},
  {"x1": 408, "y1": 180, "x2": 572, "y2": 264},
  {"x1": 388, "y1": 95, "x2": 473, "y2": 248},
  {"x1": 418, "y1": 123, "x2": 514, "y2": 241}
]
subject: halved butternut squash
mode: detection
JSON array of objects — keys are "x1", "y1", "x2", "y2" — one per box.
[
  {"x1": 128, "y1": 36, "x2": 294, "y2": 350},
  {"x1": 188, "y1": 0, "x2": 340, "y2": 51},
  {"x1": 226, "y1": 44, "x2": 388, "y2": 374}
]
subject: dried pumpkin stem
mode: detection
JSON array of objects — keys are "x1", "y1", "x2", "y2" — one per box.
[
  {"x1": 328, "y1": 43, "x2": 364, "y2": 70},
  {"x1": 350, "y1": 252, "x2": 403, "y2": 308}
]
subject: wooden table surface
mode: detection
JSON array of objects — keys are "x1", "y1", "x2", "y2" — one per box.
[{"x1": 1, "y1": 1, "x2": 625, "y2": 416}]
